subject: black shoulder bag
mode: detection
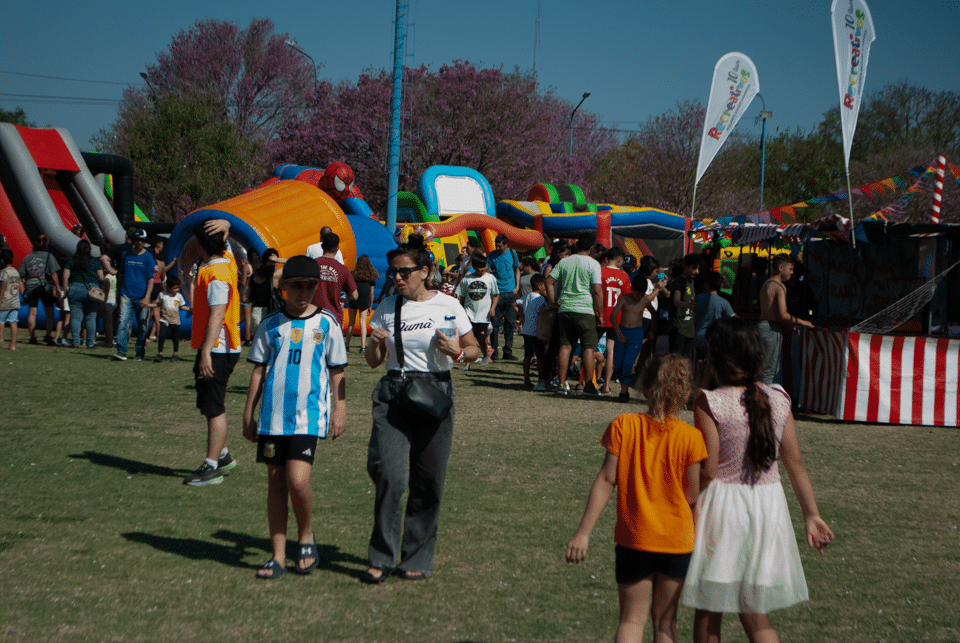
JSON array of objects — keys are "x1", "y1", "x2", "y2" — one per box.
[{"x1": 394, "y1": 296, "x2": 453, "y2": 421}]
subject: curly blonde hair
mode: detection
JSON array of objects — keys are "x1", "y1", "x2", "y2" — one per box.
[{"x1": 640, "y1": 354, "x2": 691, "y2": 421}]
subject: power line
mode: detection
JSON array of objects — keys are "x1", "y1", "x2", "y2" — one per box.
[
  {"x1": 0, "y1": 98, "x2": 118, "y2": 107},
  {"x1": 0, "y1": 92, "x2": 120, "y2": 106},
  {"x1": 0, "y1": 69, "x2": 133, "y2": 86}
]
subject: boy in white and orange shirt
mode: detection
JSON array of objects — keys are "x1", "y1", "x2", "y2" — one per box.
[{"x1": 183, "y1": 222, "x2": 241, "y2": 487}]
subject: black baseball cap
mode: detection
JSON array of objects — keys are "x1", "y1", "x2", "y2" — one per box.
[
  {"x1": 131, "y1": 228, "x2": 148, "y2": 241},
  {"x1": 281, "y1": 255, "x2": 320, "y2": 281}
]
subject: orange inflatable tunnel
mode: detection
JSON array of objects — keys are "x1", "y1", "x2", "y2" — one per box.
[
  {"x1": 170, "y1": 180, "x2": 357, "y2": 269},
  {"x1": 423, "y1": 213, "x2": 543, "y2": 252}
]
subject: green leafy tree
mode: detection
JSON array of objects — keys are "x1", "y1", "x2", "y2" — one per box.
[
  {"x1": 738, "y1": 127, "x2": 844, "y2": 220},
  {"x1": 124, "y1": 93, "x2": 263, "y2": 221},
  {"x1": 94, "y1": 17, "x2": 312, "y2": 220},
  {"x1": 588, "y1": 100, "x2": 759, "y2": 220},
  {"x1": 0, "y1": 106, "x2": 35, "y2": 127},
  {"x1": 804, "y1": 82, "x2": 959, "y2": 222},
  {"x1": 698, "y1": 82, "x2": 959, "y2": 223}
]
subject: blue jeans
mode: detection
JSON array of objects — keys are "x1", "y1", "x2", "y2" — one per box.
[
  {"x1": 490, "y1": 296, "x2": 517, "y2": 355},
  {"x1": 68, "y1": 284, "x2": 99, "y2": 348},
  {"x1": 757, "y1": 320, "x2": 782, "y2": 385},
  {"x1": 116, "y1": 294, "x2": 148, "y2": 356}
]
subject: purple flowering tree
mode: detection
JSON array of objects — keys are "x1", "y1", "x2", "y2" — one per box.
[
  {"x1": 94, "y1": 18, "x2": 313, "y2": 221},
  {"x1": 277, "y1": 61, "x2": 617, "y2": 214}
]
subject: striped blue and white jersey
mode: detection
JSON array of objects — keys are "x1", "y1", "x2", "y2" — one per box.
[{"x1": 248, "y1": 307, "x2": 347, "y2": 438}]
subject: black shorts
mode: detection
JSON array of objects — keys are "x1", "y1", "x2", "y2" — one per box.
[
  {"x1": 614, "y1": 545, "x2": 691, "y2": 584},
  {"x1": 257, "y1": 434, "x2": 319, "y2": 465},
  {"x1": 149, "y1": 282, "x2": 163, "y2": 302},
  {"x1": 25, "y1": 286, "x2": 55, "y2": 308},
  {"x1": 194, "y1": 352, "x2": 240, "y2": 417},
  {"x1": 522, "y1": 334, "x2": 545, "y2": 360},
  {"x1": 471, "y1": 322, "x2": 489, "y2": 341}
]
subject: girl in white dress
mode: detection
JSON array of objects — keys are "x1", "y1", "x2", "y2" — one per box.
[{"x1": 682, "y1": 317, "x2": 834, "y2": 643}]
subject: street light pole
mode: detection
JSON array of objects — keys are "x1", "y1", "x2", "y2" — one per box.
[
  {"x1": 138, "y1": 72, "x2": 155, "y2": 95},
  {"x1": 285, "y1": 39, "x2": 318, "y2": 87},
  {"x1": 568, "y1": 92, "x2": 591, "y2": 157},
  {"x1": 755, "y1": 93, "x2": 772, "y2": 211}
]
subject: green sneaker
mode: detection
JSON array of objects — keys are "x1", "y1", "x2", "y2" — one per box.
[{"x1": 217, "y1": 454, "x2": 237, "y2": 474}]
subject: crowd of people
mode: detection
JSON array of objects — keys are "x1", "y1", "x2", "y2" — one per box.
[
  {"x1": 419, "y1": 231, "x2": 815, "y2": 401},
  {"x1": 1, "y1": 225, "x2": 831, "y2": 641}
]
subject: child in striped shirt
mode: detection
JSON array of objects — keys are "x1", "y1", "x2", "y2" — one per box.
[{"x1": 243, "y1": 255, "x2": 348, "y2": 579}]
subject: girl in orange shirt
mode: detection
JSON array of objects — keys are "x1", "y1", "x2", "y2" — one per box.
[{"x1": 567, "y1": 354, "x2": 707, "y2": 643}]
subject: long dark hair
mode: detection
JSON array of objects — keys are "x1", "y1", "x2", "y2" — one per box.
[
  {"x1": 254, "y1": 248, "x2": 278, "y2": 279},
  {"x1": 704, "y1": 317, "x2": 777, "y2": 471},
  {"x1": 73, "y1": 239, "x2": 92, "y2": 273},
  {"x1": 547, "y1": 240, "x2": 570, "y2": 267},
  {"x1": 353, "y1": 254, "x2": 380, "y2": 282}
]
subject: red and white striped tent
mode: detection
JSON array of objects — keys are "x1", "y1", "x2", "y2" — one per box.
[{"x1": 800, "y1": 329, "x2": 960, "y2": 427}]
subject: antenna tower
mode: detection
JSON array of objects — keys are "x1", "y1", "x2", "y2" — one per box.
[{"x1": 533, "y1": 3, "x2": 541, "y2": 72}]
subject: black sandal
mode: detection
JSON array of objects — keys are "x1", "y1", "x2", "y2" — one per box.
[
  {"x1": 295, "y1": 538, "x2": 319, "y2": 575},
  {"x1": 360, "y1": 567, "x2": 390, "y2": 584},
  {"x1": 256, "y1": 559, "x2": 286, "y2": 579}
]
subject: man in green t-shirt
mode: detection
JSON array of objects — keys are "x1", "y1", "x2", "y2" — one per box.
[{"x1": 545, "y1": 233, "x2": 603, "y2": 396}]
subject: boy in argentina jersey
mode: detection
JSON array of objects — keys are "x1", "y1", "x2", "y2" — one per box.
[{"x1": 243, "y1": 255, "x2": 348, "y2": 579}]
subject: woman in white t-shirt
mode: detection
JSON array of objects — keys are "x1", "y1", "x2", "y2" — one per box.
[{"x1": 362, "y1": 235, "x2": 480, "y2": 583}]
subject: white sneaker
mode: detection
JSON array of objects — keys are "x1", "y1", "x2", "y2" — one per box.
[
  {"x1": 555, "y1": 382, "x2": 571, "y2": 395},
  {"x1": 463, "y1": 363, "x2": 471, "y2": 371}
]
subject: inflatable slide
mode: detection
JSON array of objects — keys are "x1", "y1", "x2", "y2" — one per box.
[
  {"x1": 0, "y1": 124, "x2": 127, "y2": 260},
  {"x1": 497, "y1": 183, "x2": 687, "y2": 245}
]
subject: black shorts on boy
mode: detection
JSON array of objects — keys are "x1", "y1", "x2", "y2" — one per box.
[
  {"x1": 522, "y1": 334, "x2": 545, "y2": 360},
  {"x1": 256, "y1": 435, "x2": 319, "y2": 466},
  {"x1": 193, "y1": 352, "x2": 240, "y2": 417}
]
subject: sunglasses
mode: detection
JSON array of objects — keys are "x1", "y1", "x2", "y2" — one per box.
[
  {"x1": 285, "y1": 280, "x2": 319, "y2": 290},
  {"x1": 387, "y1": 265, "x2": 427, "y2": 280}
]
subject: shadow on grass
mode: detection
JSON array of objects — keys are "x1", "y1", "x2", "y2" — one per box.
[
  {"x1": 794, "y1": 412, "x2": 854, "y2": 425},
  {"x1": 463, "y1": 365, "x2": 523, "y2": 391},
  {"x1": 78, "y1": 352, "x2": 118, "y2": 360},
  {"x1": 123, "y1": 530, "x2": 262, "y2": 569},
  {"x1": 178, "y1": 385, "x2": 249, "y2": 394},
  {"x1": 69, "y1": 451, "x2": 193, "y2": 477},
  {"x1": 461, "y1": 375, "x2": 529, "y2": 392},
  {"x1": 464, "y1": 374, "x2": 626, "y2": 402},
  {"x1": 122, "y1": 529, "x2": 367, "y2": 576}
]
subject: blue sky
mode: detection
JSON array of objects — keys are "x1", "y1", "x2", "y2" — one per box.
[{"x1": 1, "y1": 0, "x2": 958, "y2": 153}]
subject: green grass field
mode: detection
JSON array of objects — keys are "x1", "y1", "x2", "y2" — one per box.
[{"x1": 1, "y1": 334, "x2": 958, "y2": 642}]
